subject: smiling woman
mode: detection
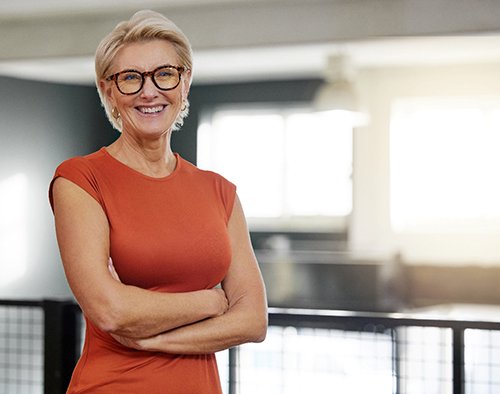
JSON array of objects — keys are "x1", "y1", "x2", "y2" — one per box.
[
  {"x1": 49, "y1": 9, "x2": 267, "y2": 394},
  {"x1": 99, "y1": 39, "x2": 190, "y2": 149}
]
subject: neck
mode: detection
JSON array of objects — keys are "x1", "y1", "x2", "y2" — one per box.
[{"x1": 107, "y1": 132, "x2": 177, "y2": 178}]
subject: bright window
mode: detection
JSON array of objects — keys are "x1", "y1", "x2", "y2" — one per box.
[
  {"x1": 197, "y1": 107, "x2": 353, "y2": 230},
  {"x1": 390, "y1": 97, "x2": 500, "y2": 233}
]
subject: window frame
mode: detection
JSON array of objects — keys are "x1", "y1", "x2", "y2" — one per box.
[{"x1": 197, "y1": 103, "x2": 353, "y2": 232}]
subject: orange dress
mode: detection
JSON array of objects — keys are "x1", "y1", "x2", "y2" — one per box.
[{"x1": 49, "y1": 148, "x2": 236, "y2": 394}]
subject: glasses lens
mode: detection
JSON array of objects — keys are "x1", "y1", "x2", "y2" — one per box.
[
  {"x1": 154, "y1": 67, "x2": 181, "y2": 90},
  {"x1": 117, "y1": 71, "x2": 143, "y2": 94}
]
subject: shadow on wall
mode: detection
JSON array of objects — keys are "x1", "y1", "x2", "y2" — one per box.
[{"x1": 0, "y1": 173, "x2": 29, "y2": 287}]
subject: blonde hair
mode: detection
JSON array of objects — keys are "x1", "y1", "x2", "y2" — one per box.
[{"x1": 95, "y1": 10, "x2": 193, "y2": 132}]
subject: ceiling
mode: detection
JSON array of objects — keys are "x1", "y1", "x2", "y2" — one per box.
[
  {"x1": 0, "y1": 0, "x2": 247, "y2": 17},
  {"x1": 1, "y1": 0, "x2": 500, "y2": 85}
]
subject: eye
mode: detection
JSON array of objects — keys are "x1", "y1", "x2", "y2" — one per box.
[
  {"x1": 156, "y1": 69, "x2": 175, "y2": 78},
  {"x1": 119, "y1": 72, "x2": 142, "y2": 82}
]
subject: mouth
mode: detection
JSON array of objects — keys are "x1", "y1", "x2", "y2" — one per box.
[{"x1": 136, "y1": 105, "x2": 166, "y2": 115}]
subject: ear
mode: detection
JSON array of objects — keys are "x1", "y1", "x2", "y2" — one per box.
[
  {"x1": 100, "y1": 79, "x2": 116, "y2": 107},
  {"x1": 181, "y1": 69, "x2": 192, "y2": 100}
]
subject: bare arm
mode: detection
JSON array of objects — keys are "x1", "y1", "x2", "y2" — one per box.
[
  {"x1": 52, "y1": 177, "x2": 228, "y2": 338},
  {"x1": 115, "y1": 195, "x2": 268, "y2": 354}
]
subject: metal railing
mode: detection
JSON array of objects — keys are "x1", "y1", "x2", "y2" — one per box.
[
  {"x1": 245, "y1": 307, "x2": 500, "y2": 394},
  {"x1": 1, "y1": 300, "x2": 500, "y2": 393},
  {"x1": 0, "y1": 299, "x2": 81, "y2": 394}
]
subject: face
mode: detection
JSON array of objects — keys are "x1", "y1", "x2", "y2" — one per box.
[{"x1": 102, "y1": 39, "x2": 190, "y2": 139}]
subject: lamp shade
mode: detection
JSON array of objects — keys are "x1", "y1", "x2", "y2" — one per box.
[{"x1": 314, "y1": 78, "x2": 358, "y2": 112}]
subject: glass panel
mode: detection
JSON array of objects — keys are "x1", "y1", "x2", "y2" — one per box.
[
  {"x1": 465, "y1": 329, "x2": 500, "y2": 393},
  {"x1": 238, "y1": 326, "x2": 394, "y2": 394},
  {"x1": 0, "y1": 306, "x2": 44, "y2": 394},
  {"x1": 397, "y1": 326, "x2": 452, "y2": 394}
]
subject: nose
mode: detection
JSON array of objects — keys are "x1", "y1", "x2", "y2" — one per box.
[{"x1": 140, "y1": 75, "x2": 158, "y2": 97}]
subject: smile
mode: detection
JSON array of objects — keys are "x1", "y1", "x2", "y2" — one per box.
[{"x1": 136, "y1": 105, "x2": 165, "y2": 114}]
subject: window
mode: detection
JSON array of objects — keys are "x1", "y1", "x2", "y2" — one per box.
[
  {"x1": 197, "y1": 107, "x2": 353, "y2": 230},
  {"x1": 390, "y1": 97, "x2": 500, "y2": 234}
]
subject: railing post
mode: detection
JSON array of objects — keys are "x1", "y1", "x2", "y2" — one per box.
[
  {"x1": 228, "y1": 346, "x2": 240, "y2": 394},
  {"x1": 452, "y1": 327, "x2": 465, "y2": 394},
  {"x1": 43, "y1": 300, "x2": 81, "y2": 394},
  {"x1": 392, "y1": 328, "x2": 401, "y2": 394}
]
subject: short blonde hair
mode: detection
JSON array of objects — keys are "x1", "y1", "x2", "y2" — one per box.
[{"x1": 95, "y1": 10, "x2": 193, "y2": 132}]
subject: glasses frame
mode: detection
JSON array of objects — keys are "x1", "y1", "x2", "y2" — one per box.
[{"x1": 106, "y1": 64, "x2": 187, "y2": 95}]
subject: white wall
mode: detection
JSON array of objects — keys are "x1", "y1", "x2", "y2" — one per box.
[{"x1": 350, "y1": 62, "x2": 500, "y2": 265}]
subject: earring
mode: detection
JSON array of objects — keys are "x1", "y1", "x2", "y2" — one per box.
[{"x1": 112, "y1": 107, "x2": 121, "y2": 120}]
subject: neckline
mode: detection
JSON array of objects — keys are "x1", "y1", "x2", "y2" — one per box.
[{"x1": 100, "y1": 147, "x2": 181, "y2": 182}]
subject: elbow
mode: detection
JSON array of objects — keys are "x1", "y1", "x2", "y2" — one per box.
[
  {"x1": 88, "y1": 295, "x2": 127, "y2": 334},
  {"x1": 95, "y1": 315, "x2": 120, "y2": 334},
  {"x1": 256, "y1": 317, "x2": 268, "y2": 343},
  {"x1": 92, "y1": 307, "x2": 120, "y2": 334},
  {"x1": 248, "y1": 312, "x2": 268, "y2": 343},
  {"x1": 252, "y1": 327, "x2": 267, "y2": 343}
]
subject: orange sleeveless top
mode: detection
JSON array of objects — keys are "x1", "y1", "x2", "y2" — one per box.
[{"x1": 49, "y1": 148, "x2": 236, "y2": 394}]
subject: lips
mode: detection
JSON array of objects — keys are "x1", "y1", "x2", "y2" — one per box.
[{"x1": 136, "y1": 105, "x2": 165, "y2": 114}]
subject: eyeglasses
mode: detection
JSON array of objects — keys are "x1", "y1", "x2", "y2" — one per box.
[{"x1": 106, "y1": 64, "x2": 187, "y2": 95}]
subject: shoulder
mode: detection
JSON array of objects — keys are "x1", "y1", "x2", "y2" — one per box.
[
  {"x1": 179, "y1": 156, "x2": 236, "y2": 191},
  {"x1": 55, "y1": 149, "x2": 105, "y2": 177},
  {"x1": 49, "y1": 149, "x2": 107, "y2": 211},
  {"x1": 178, "y1": 157, "x2": 237, "y2": 220}
]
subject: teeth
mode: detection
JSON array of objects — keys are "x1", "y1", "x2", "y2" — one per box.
[{"x1": 139, "y1": 106, "x2": 164, "y2": 114}]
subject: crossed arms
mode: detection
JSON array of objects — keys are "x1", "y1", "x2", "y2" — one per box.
[{"x1": 52, "y1": 177, "x2": 268, "y2": 354}]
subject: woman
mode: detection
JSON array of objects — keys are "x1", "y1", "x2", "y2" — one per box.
[{"x1": 49, "y1": 10, "x2": 267, "y2": 393}]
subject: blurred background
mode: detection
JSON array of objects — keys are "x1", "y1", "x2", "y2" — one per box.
[{"x1": 1, "y1": 1, "x2": 500, "y2": 393}]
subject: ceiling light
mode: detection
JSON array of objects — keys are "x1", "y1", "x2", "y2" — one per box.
[
  {"x1": 314, "y1": 54, "x2": 358, "y2": 112},
  {"x1": 314, "y1": 54, "x2": 369, "y2": 126}
]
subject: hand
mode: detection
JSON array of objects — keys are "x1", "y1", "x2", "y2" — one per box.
[
  {"x1": 209, "y1": 287, "x2": 229, "y2": 317},
  {"x1": 111, "y1": 331, "x2": 165, "y2": 352},
  {"x1": 111, "y1": 333, "x2": 148, "y2": 351}
]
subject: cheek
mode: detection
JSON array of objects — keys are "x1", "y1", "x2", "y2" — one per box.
[
  {"x1": 167, "y1": 91, "x2": 184, "y2": 107},
  {"x1": 115, "y1": 96, "x2": 135, "y2": 110}
]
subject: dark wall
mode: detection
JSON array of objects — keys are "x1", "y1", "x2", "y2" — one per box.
[
  {"x1": 0, "y1": 76, "x2": 117, "y2": 299},
  {"x1": 0, "y1": 75, "x2": 323, "y2": 300},
  {"x1": 2, "y1": 74, "x2": 490, "y2": 311},
  {"x1": 0, "y1": 76, "x2": 320, "y2": 298}
]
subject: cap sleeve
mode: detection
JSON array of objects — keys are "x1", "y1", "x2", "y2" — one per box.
[
  {"x1": 48, "y1": 156, "x2": 104, "y2": 212},
  {"x1": 217, "y1": 175, "x2": 237, "y2": 223}
]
